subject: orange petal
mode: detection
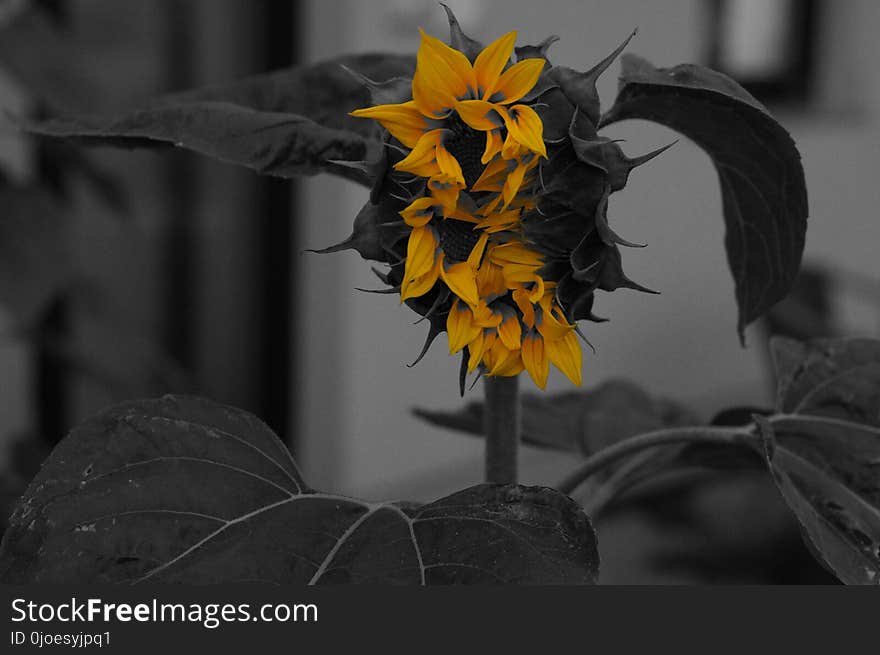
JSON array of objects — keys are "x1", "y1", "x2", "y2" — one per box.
[
  {"x1": 505, "y1": 104, "x2": 547, "y2": 158},
  {"x1": 482, "y1": 128, "x2": 504, "y2": 164},
  {"x1": 394, "y1": 129, "x2": 443, "y2": 177},
  {"x1": 428, "y1": 177, "x2": 463, "y2": 214},
  {"x1": 501, "y1": 160, "x2": 527, "y2": 210},
  {"x1": 521, "y1": 331, "x2": 549, "y2": 389},
  {"x1": 402, "y1": 225, "x2": 439, "y2": 292},
  {"x1": 513, "y1": 288, "x2": 537, "y2": 328},
  {"x1": 490, "y1": 57, "x2": 545, "y2": 104},
  {"x1": 497, "y1": 312, "x2": 523, "y2": 351},
  {"x1": 351, "y1": 101, "x2": 428, "y2": 149},
  {"x1": 440, "y1": 256, "x2": 480, "y2": 307},
  {"x1": 489, "y1": 348, "x2": 524, "y2": 377},
  {"x1": 466, "y1": 231, "x2": 490, "y2": 268},
  {"x1": 400, "y1": 197, "x2": 437, "y2": 228},
  {"x1": 401, "y1": 263, "x2": 440, "y2": 302},
  {"x1": 455, "y1": 99, "x2": 506, "y2": 132},
  {"x1": 474, "y1": 31, "x2": 516, "y2": 99},
  {"x1": 467, "y1": 329, "x2": 486, "y2": 372},
  {"x1": 546, "y1": 329, "x2": 583, "y2": 386},
  {"x1": 413, "y1": 29, "x2": 477, "y2": 118},
  {"x1": 476, "y1": 260, "x2": 506, "y2": 299},
  {"x1": 471, "y1": 156, "x2": 510, "y2": 192},
  {"x1": 435, "y1": 143, "x2": 465, "y2": 186},
  {"x1": 447, "y1": 299, "x2": 481, "y2": 354}
]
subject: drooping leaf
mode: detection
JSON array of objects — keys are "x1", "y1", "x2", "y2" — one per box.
[
  {"x1": 414, "y1": 379, "x2": 697, "y2": 455},
  {"x1": 757, "y1": 337, "x2": 880, "y2": 585},
  {"x1": 0, "y1": 395, "x2": 598, "y2": 584},
  {"x1": 0, "y1": 187, "x2": 72, "y2": 326},
  {"x1": 23, "y1": 54, "x2": 415, "y2": 186},
  {"x1": 601, "y1": 55, "x2": 808, "y2": 340}
]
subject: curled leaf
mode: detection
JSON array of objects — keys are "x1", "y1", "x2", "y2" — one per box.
[{"x1": 601, "y1": 55, "x2": 808, "y2": 341}]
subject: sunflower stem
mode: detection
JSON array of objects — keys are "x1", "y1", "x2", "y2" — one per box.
[{"x1": 483, "y1": 375, "x2": 520, "y2": 484}]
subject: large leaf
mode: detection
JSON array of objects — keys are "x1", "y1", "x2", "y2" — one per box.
[
  {"x1": 601, "y1": 55, "x2": 808, "y2": 340},
  {"x1": 415, "y1": 379, "x2": 697, "y2": 455},
  {"x1": 23, "y1": 54, "x2": 415, "y2": 186},
  {"x1": 757, "y1": 337, "x2": 880, "y2": 585},
  {"x1": 0, "y1": 395, "x2": 598, "y2": 584},
  {"x1": 0, "y1": 187, "x2": 72, "y2": 326}
]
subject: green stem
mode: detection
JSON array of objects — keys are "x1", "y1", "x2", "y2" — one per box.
[
  {"x1": 556, "y1": 425, "x2": 755, "y2": 496},
  {"x1": 483, "y1": 375, "x2": 520, "y2": 484}
]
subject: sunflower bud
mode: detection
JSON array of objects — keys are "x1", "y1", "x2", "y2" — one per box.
[{"x1": 326, "y1": 8, "x2": 669, "y2": 392}]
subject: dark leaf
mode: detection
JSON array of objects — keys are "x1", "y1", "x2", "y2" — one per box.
[
  {"x1": 25, "y1": 103, "x2": 378, "y2": 185},
  {"x1": 757, "y1": 337, "x2": 880, "y2": 585},
  {"x1": 415, "y1": 379, "x2": 697, "y2": 455},
  {"x1": 0, "y1": 187, "x2": 72, "y2": 326},
  {"x1": 157, "y1": 54, "x2": 415, "y2": 137},
  {"x1": 772, "y1": 337, "x2": 880, "y2": 422},
  {"x1": 24, "y1": 54, "x2": 415, "y2": 185},
  {"x1": 0, "y1": 396, "x2": 598, "y2": 584},
  {"x1": 601, "y1": 55, "x2": 808, "y2": 340}
]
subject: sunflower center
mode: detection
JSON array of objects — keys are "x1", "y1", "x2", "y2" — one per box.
[
  {"x1": 444, "y1": 115, "x2": 486, "y2": 188},
  {"x1": 437, "y1": 218, "x2": 481, "y2": 262}
]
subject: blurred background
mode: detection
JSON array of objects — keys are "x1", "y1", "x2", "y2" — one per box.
[{"x1": 0, "y1": 0, "x2": 878, "y2": 583}]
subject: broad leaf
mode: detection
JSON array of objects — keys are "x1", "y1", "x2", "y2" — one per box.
[
  {"x1": 757, "y1": 337, "x2": 880, "y2": 585},
  {"x1": 601, "y1": 56, "x2": 808, "y2": 340},
  {"x1": 415, "y1": 379, "x2": 697, "y2": 455},
  {"x1": 0, "y1": 187, "x2": 72, "y2": 326},
  {"x1": 0, "y1": 396, "x2": 598, "y2": 584},
  {"x1": 24, "y1": 54, "x2": 415, "y2": 186}
]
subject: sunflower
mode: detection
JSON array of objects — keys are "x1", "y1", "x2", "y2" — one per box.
[{"x1": 351, "y1": 27, "x2": 583, "y2": 389}]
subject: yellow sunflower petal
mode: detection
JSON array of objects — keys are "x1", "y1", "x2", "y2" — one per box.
[
  {"x1": 466, "y1": 231, "x2": 490, "y2": 268},
  {"x1": 472, "y1": 301, "x2": 503, "y2": 328},
  {"x1": 402, "y1": 225, "x2": 439, "y2": 293},
  {"x1": 447, "y1": 299, "x2": 481, "y2": 354},
  {"x1": 490, "y1": 349, "x2": 525, "y2": 377},
  {"x1": 351, "y1": 101, "x2": 428, "y2": 149},
  {"x1": 428, "y1": 177, "x2": 463, "y2": 214},
  {"x1": 502, "y1": 159, "x2": 528, "y2": 209},
  {"x1": 536, "y1": 294, "x2": 574, "y2": 340},
  {"x1": 471, "y1": 157, "x2": 510, "y2": 192},
  {"x1": 440, "y1": 256, "x2": 480, "y2": 307},
  {"x1": 512, "y1": 289, "x2": 537, "y2": 328},
  {"x1": 546, "y1": 329, "x2": 583, "y2": 386},
  {"x1": 474, "y1": 31, "x2": 516, "y2": 98},
  {"x1": 435, "y1": 143, "x2": 466, "y2": 186},
  {"x1": 497, "y1": 313, "x2": 523, "y2": 351},
  {"x1": 413, "y1": 29, "x2": 478, "y2": 118},
  {"x1": 521, "y1": 330, "x2": 549, "y2": 389},
  {"x1": 455, "y1": 99, "x2": 506, "y2": 132},
  {"x1": 481, "y1": 128, "x2": 504, "y2": 164},
  {"x1": 504, "y1": 104, "x2": 547, "y2": 158},
  {"x1": 490, "y1": 57, "x2": 546, "y2": 105},
  {"x1": 394, "y1": 129, "x2": 443, "y2": 177},
  {"x1": 400, "y1": 258, "x2": 440, "y2": 303},
  {"x1": 467, "y1": 329, "x2": 486, "y2": 372},
  {"x1": 490, "y1": 242, "x2": 544, "y2": 267},
  {"x1": 476, "y1": 260, "x2": 506, "y2": 299},
  {"x1": 400, "y1": 196, "x2": 437, "y2": 227}
]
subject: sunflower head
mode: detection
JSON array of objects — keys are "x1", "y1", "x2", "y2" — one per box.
[{"x1": 322, "y1": 7, "x2": 668, "y2": 392}]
